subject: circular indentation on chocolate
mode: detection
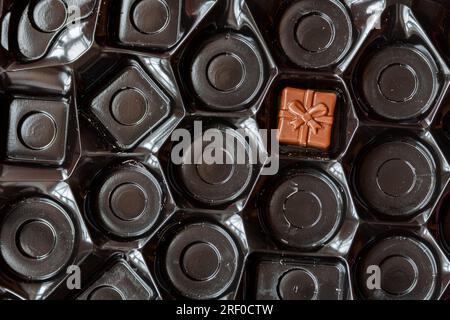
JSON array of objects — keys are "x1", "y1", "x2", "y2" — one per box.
[
  {"x1": 0, "y1": 198, "x2": 76, "y2": 281},
  {"x1": 376, "y1": 159, "x2": 416, "y2": 197},
  {"x1": 132, "y1": 0, "x2": 170, "y2": 34},
  {"x1": 191, "y1": 33, "x2": 264, "y2": 110},
  {"x1": 162, "y1": 223, "x2": 239, "y2": 299},
  {"x1": 19, "y1": 112, "x2": 57, "y2": 150},
  {"x1": 378, "y1": 64, "x2": 418, "y2": 103},
  {"x1": 380, "y1": 255, "x2": 418, "y2": 296},
  {"x1": 17, "y1": 220, "x2": 56, "y2": 260},
  {"x1": 295, "y1": 13, "x2": 334, "y2": 53},
  {"x1": 207, "y1": 53, "x2": 246, "y2": 92},
  {"x1": 283, "y1": 191, "x2": 322, "y2": 229},
  {"x1": 354, "y1": 137, "x2": 436, "y2": 219},
  {"x1": 362, "y1": 46, "x2": 438, "y2": 120},
  {"x1": 263, "y1": 169, "x2": 343, "y2": 250},
  {"x1": 181, "y1": 242, "x2": 221, "y2": 281},
  {"x1": 357, "y1": 235, "x2": 438, "y2": 300},
  {"x1": 88, "y1": 286, "x2": 125, "y2": 300},
  {"x1": 92, "y1": 164, "x2": 162, "y2": 239},
  {"x1": 111, "y1": 88, "x2": 148, "y2": 126},
  {"x1": 279, "y1": 0, "x2": 352, "y2": 68},
  {"x1": 110, "y1": 183, "x2": 148, "y2": 222},
  {"x1": 277, "y1": 269, "x2": 319, "y2": 300},
  {"x1": 32, "y1": 0, "x2": 67, "y2": 33},
  {"x1": 177, "y1": 126, "x2": 253, "y2": 205}
]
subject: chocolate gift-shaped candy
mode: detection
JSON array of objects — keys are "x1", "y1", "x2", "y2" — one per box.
[{"x1": 278, "y1": 88, "x2": 337, "y2": 150}]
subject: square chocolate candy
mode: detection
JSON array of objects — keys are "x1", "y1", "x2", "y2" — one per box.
[{"x1": 278, "y1": 87, "x2": 337, "y2": 150}]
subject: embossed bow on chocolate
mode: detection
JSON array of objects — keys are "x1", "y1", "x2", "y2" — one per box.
[
  {"x1": 283, "y1": 100, "x2": 334, "y2": 135},
  {"x1": 278, "y1": 88, "x2": 337, "y2": 150}
]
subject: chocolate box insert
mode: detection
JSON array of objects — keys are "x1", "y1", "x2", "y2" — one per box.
[
  {"x1": 189, "y1": 32, "x2": 266, "y2": 111},
  {"x1": 89, "y1": 64, "x2": 171, "y2": 150},
  {"x1": 351, "y1": 132, "x2": 441, "y2": 222},
  {"x1": 360, "y1": 45, "x2": 439, "y2": 121},
  {"x1": 7, "y1": 99, "x2": 69, "y2": 165},
  {"x1": 245, "y1": 254, "x2": 351, "y2": 300},
  {"x1": 355, "y1": 234, "x2": 439, "y2": 300},
  {"x1": 117, "y1": 0, "x2": 181, "y2": 49},
  {"x1": 0, "y1": 197, "x2": 76, "y2": 281},
  {"x1": 261, "y1": 167, "x2": 344, "y2": 250},
  {"x1": 13, "y1": 0, "x2": 97, "y2": 60},
  {"x1": 89, "y1": 163, "x2": 164, "y2": 240},
  {"x1": 157, "y1": 221, "x2": 241, "y2": 300},
  {"x1": 77, "y1": 259, "x2": 157, "y2": 300},
  {"x1": 278, "y1": 0, "x2": 353, "y2": 68},
  {"x1": 169, "y1": 122, "x2": 256, "y2": 207},
  {"x1": 0, "y1": 0, "x2": 450, "y2": 301}
]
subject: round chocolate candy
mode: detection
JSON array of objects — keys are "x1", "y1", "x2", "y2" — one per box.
[
  {"x1": 262, "y1": 169, "x2": 343, "y2": 250},
  {"x1": 176, "y1": 125, "x2": 253, "y2": 206},
  {"x1": 0, "y1": 197, "x2": 76, "y2": 281},
  {"x1": 357, "y1": 235, "x2": 438, "y2": 300},
  {"x1": 19, "y1": 112, "x2": 57, "y2": 150},
  {"x1": 362, "y1": 45, "x2": 439, "y2": 120},
  {"x1": 278, "y1": 0, "x2": 352, "y2": 68},
  {"x1": 131, "y1": 0, "x2": 170, "y2": 35},
  {"x1": 162, "y1": 222, "x2": 239, "y2": 300},
  {"x1": 354, "y1": 137, "x2": 436, "y2": 219},
  {"x1": 91, "y1": 164, "x2": 163, "y2": 239},
  {"x1": 277, "y1": 269, "x2": 319, "y2": 300},
  {"x1": 190, "y1": 33, "x2": 264, "y2": 110},
  {"x1": 32, "y1": 0, "x2": 68, "y2": 33}
]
